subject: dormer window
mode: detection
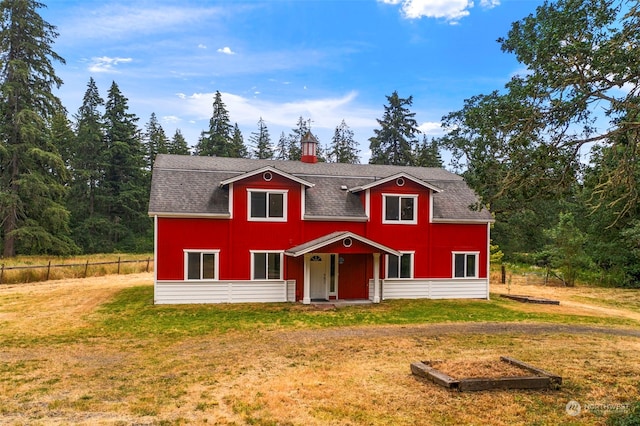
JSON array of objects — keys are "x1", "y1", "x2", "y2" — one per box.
[
  {"x1": 248, "y1": 189, "x2": 287, "y2": 221},
  {"x1": 383, "y1": 194, "x2": 417, "y2": 224}
]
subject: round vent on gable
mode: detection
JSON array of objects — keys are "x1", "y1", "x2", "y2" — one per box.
[
  {"x1": 396, "y1": 177, "x2": 405, "y2": 187},
  {"x1": 343, "y1": 237, "x2": 353, "y2": 248},
  {"x1": 263, "y1": 171, "x2": 273, "y2": 181}
]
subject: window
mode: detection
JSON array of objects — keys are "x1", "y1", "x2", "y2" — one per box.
[
  {"x1": 248, "y1": 190, "x2": 287, "y2": 221},
  {"x1": 453, "y1": 253, "x2": 478, "y2": 278},
  {"x1": 184, "y1": 250, "x2": 219, "y2": 280},
  {"x1": 252, "y1": 251, "x2": 283, "y2": 280},
  {"x1": 383, "y1": 194, "x2": 417, "y2": 224},
  {"x1": 386, "y1": 252, "x2": 413, "y2": 279}
]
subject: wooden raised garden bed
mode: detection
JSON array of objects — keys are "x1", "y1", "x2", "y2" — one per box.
[
  {"x1": 411, "y1": 356, "x2": 562, "y2": 392},
  {"x1": 500, "y1": 294, "x2": 560, "y2": 305}
]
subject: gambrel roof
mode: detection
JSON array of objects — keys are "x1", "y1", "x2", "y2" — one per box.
[{"x1": 148, "y1": 154, "x2": 493, "y2": 223}]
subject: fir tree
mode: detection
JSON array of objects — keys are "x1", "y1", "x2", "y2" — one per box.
[
  {"x1": 286, "y1": 116, "x2": 309, "y2": 161},
  {"x1": 103, "y1": 81, "x2": 150, "y2": 251},
  {"x1": 328, "y1": 120, "x2": 360, "y2": 164},
  {"x1": 168, "y1": 129, "x2": 190, "y2": 155},
  {"x1": 195, "y1": 90, "x2": 233, "y2": 156},
  {"x1": 143, "y1": 112, "x2": 168, "y2": 168},
  {"x1": 415, "y1": 135, "x2": 443, "y2": 168},
  {"x1": 250, "y1": 117, "x2": 273, "y2": 159},
  {"x1": 230, "y1": 123, "x2": 248, "y2": 158},
  {"x1": 273, "y1": 131, "x2": 287, "y2": 160},
  {"x1": 369, "y1": 91, "x2": 420, "y2": 166},
  {"x1": 67, "y1": 77, "x2": 108, "y2": 252},
  {"x1": 0, "y1": 0, "x2": 76, "y2": 256}
]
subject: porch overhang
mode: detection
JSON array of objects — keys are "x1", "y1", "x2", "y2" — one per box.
[{"x1": 285, "y1": 231, "x2": 402, "y2": 257}]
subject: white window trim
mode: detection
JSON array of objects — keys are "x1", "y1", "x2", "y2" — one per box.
[
  {"x1": 385, "y1": 251, "x2": 415, "y2": 279},
  {"x1": 247, "y1": 188, "x2": 288, "y2": 222},
  {"x1": 183, "y1": 249, "x2": 220, "y2": 281},
  {"x1": 250, "y1": 250, "x2": 284, "y2": 280},
  {"x1": 382, "y1": 193, "x2": 418, "y2": 225},
  {"x1": 452, "y1": 251, "x2": 480, "y2": 279}
]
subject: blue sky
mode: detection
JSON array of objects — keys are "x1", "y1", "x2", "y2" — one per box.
[{"x1": 41, "y1": 0, "x2": 545, "y2": 162}]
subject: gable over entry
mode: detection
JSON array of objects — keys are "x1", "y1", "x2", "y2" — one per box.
[{"x1": 286, "y1": 232, "x2": 401, "y2": 304}]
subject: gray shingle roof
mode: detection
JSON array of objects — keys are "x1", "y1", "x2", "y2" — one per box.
[{"x1": 149, "y1": 154, "x2": 493, "y2": 222}]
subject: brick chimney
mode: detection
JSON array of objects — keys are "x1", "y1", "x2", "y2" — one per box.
[{"x1": 300, "y1": 131, "x2": 318, "y2": 163}]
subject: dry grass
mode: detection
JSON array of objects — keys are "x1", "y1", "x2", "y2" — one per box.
[
  {"x1": 0, "y1": 273, "x2": 639, "y2": 425},
  {"x1": 0, "y1": 254, "x2": 153, "y2": 284},
  {"x1": 491, "y1": 269, "x2": 640, "y2": 323},
  {"x1": 427, "y1": 358, "x2": 536, "y2": 379}
]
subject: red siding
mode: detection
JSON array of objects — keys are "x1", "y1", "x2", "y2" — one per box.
[
  {"x1": 429, "y1": 223, "x2": 488, "y2": 278},
  {"x1": 155, "y1": 173, "x2": 489, "y2": 288}
]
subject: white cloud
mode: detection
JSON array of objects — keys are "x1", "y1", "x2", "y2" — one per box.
[
  {"x1": 198, "y1": 44, "x2": 207, "y2": 49},
  {"x1": 179, "y1": 91, "x2": 378, "y2": 131},
  {"x1": 162, "y1": 115, "x2": 181, "y2": 124},
  {"x1": 217, "y1": 46, "x2": 236, "y2": 55},
  {"x1": 480, "y1": 0, "x2": 500, "y2": 8},
  {"x1": 381, "y1": 0, "x2": 500, "y2": 22},
  {"x1": 62, "y1": 5, "x2": 224, "y2": 40},
  {"x1": 418, "y1": 121, "x2": 444, "y2": 135},
  {"x1": 88, "y1": 56, "x2": 133, "y2": 73}
]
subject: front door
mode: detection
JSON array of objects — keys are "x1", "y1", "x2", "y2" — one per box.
[{"x1": 309, "y1": 254, "x2": 328, "y2": 300}]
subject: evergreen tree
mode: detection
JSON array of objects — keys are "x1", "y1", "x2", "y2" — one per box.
[
  {"x1": 368, "y1": 91, "x2": 420, "y2": 166},
  {"x1": 103, "y1": 81, "x2": 150, "y2": 251},
  {"x1": 250, "y1": 117, "x2": 273, "y2": 159},
  {"x1": 0, "y1": 0, "x2": 76, "y2": 256},
  {"x1": 230, "y1": 123, "x2": 248, "y2": 158},
  {"x1": 194, "y1": 90, "x2": 233, "y2": 156},
  {"x1": 415, "y1": 136, "x2": 443, "y2": 168},
  {"x1": 66, "y1": 77, "x2": 109, "y2": 252},
  {"x1": 328, "y1": 120, "x2": 360, "y2": 164},
  {"x1": 286, "y1": 116, "x2": 308, "y2": 161},
  {"x1": 168, "y1": 129, "x2": 190, "y2": 155},
  {"x1": 274, "y1": 131, "x2": 288, "y2": 160},
  {"x1": 71, "y1": 78, "x2": 105, "y2": 215},
  {"x1": 143, "y1": 112, "x2": 168, "y2": 168}
]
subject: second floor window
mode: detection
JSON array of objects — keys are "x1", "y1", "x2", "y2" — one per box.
[
  {"x1": 248, "y1": 190, "x2": 287, "y2": 221},
  {"x1": 383, "y1": 194, "x2": 417, "y2": 224}
]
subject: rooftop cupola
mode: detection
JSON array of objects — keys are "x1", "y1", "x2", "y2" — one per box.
[{"x1": 301, "y1": 131, "x2": 318, "y2": 163}]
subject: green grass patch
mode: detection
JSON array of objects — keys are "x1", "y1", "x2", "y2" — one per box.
[{"x1": 88, "y1": 285, "x2": 638, "y2": 339}]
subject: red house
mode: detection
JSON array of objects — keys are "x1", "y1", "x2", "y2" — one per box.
[{"x1": 148, "y1": 134, "x2": 493, "y2": 304}]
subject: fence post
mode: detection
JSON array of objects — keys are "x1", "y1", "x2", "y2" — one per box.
[
  {"x1": 84, "y1": 260, "x2": 89, "y2": 278},
  {"x1": 46, "y1": 260, "x2": 52, "y2": 281},
  {"x1": 0, "y1": 264, "x2": 4, "y2": 284},
  {"x1": 117, "y1": 257, "x2": 121, "y2": 274},
  {"x1": 146, "y1": 257, "x2": 150, "y2": 272}
]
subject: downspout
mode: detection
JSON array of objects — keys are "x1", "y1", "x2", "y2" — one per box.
[
  {"x1": 486, "y1": 222, "x2": 491, "y2": 300},
  {"x1": 153, "y1": 215, "x2": 158, "y2": 303}
]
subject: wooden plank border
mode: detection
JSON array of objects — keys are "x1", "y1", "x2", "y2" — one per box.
[{"x1": 411, "y1": 357, "x2": 562, "y2": 392}]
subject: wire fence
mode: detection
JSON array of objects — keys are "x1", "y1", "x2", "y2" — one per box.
[{"x1": 0, "y1": 257, "x2": 154, "y2": 285}]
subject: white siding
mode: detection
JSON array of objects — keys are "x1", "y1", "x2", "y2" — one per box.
[
  {"x1": 379, "y1": 278, "x2": 489, "y2": 300},
  {"x1": 286, "y1": 280, "x2": 296, "y2": 302},
  {"x1": 155, "y1": 280, "x2": 290, "y2": 304}
]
